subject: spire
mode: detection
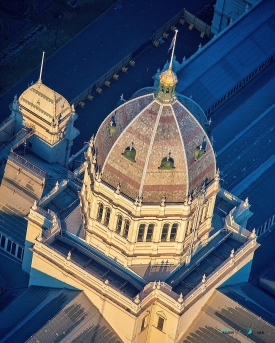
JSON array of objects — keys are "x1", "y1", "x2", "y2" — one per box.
[
  {"x1": 154, "y1": 31, "x2": 178, "y2": 103},
  {"x1": 38, "y1": 51, "x2": 45, "y2": 83}
]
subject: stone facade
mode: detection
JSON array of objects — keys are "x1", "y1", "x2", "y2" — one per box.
[
  {"x1": 11, "y1": 81, "x2": 79, "y2": 167},
  {"x1": 80, "y1": 71, "x2": 217, "y2": 266}
]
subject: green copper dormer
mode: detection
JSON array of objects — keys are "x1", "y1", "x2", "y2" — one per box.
[
  {"x1": 108, "y1": 116, "x2": 116, "y2": 137},
  {"x1": 159, "y1": 151, "x2": 175, "y2": 170},
  {"x1": 154, "y1": 67, "x2": 178, "y2": 104},
  {"x1": 122, "y1": 142, "x2": 136, "y2": 162}
]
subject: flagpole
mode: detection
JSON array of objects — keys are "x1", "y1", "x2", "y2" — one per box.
[
  {"x1": 38, "y1": 51, "x2": 45, "y2": 83},
  {"x1": 169, "y1": 29, "x2": 178, "y2": 70}
]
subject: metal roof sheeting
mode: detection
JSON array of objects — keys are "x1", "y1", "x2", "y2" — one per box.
[{"x1": 176, "y1": 0, "x2": 275, "y2": 111}]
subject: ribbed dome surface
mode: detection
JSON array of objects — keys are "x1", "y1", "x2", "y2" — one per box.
[{"x1": 95, "y1": 88, "x2": 216, "y2": 203}]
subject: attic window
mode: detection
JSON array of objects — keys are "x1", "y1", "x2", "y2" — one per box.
[
  {"x1": 122, "y1": 142, "x2": 136, "y2": 162},
  {"x1": 159, "y1": 151, "x2": 175, "y2": 170},
  {"x1": 194, "y1": 145, "x2": 205, "y2": 161}
]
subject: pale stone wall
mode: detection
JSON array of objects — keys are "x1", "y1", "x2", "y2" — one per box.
[
  {"x1": 80, "y1": 169, "x2": 219, "y2": 267},
  {"x1": 26, "y1": 234, "x2": 257, "y2": 343}
]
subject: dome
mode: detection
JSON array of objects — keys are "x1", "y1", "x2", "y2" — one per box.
[
  {"x1": 94, "y1": 87, "x2": 216, "y2": 204},
  {"x1": 18, "y1": 81, "x2": 71, "y2": 123},
  {"x1": 159, "y1": 68, "x2": 178, "y2": 87}
]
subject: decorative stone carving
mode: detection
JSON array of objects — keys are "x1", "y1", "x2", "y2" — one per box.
[
  {"x1": 134, "y1": 294, "x2": 140, "y2": 304},
  {"x1": 134, "y1": 195, "x2": 142, "y2": 207},
  {"x1": 250, "y1": 228, "x2": 257, "y2": 243},
  {"x1": 178, "y1": 293, "x2": 183, "y2": 303},
  {"x1": 92, "y1": 154, "x2": 97, "y2": 164},
  {"x1": 32, "y1": 200, "x2": 38, "y2": 210},
  {"x1": 215, "y1": 168, "x2": 220, "y2": 181},
  {"x1": 115, "y1": 182, "x2": 121, "y2": 195},
  {"x1": 37, "y1": 232, "x2": 43, "y2": 242},
  {"x1": 95, "y1": 171, "x2": 102, "y2": 182}
]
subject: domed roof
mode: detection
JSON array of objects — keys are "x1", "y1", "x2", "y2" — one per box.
[
  {"x1": 159, "y1": 68, "x2": 178, "y2": 87},
  {"x1": 94, "y1": 88, "x2": 216, "y2": 204},
  {"x1": 18, "y1": 81, "x2": 71, "y2": 122}
]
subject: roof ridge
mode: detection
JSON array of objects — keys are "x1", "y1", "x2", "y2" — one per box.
[
  {"x1": 138, "y1": 103, "x2": 163, "y2": 197},
  {"x1": 171, "y1": 101, "x2": 189, "y2": 197}
]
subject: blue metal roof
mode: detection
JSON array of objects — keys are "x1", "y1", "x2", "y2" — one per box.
[
  {"x1": 176, "y1": 0, "x2": 275, "y2": 111},
  {"x1": 0, "y1": 286, "x2": 123, "y2": 343}
]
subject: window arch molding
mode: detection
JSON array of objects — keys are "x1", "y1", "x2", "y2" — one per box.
[
  {"x1": 95, "y1": 202, "x2": 112, "y2": 227},
  {"x1": 103, "y1": 206, "x2": 111, "y2": 226},
  {"x1": 115, "y1": 213, "x2": 131, "y2": 240},
  {"x1": 137, "y1": 222, "x2": 156, "y2": 242},
  {"x1": 160, "y1": 222, "x2": 180, "y2": 242},
  {"x1": 96, "y1": 202, "x2": 104, "y2": 221}
]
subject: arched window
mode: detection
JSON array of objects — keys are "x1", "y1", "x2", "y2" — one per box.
[
  {"x1": 104, "y1": 207, "x2": 111, "y2": 226},
  {"x1": 170, "y1": 223, "x2": 178, "y2": 241},
  {"x1": 97, "y1": 203, "x2": 104, "y2": 221},
  {"x1": 116, "y1": 215, "x2": 123, "y2": 233},
  {"x1": 146, "y1": 224, "x2": 154, "y2": 242},
  {"x1": 137, "y1": 224, "x2": 145, "y2": 242},
  {"x1": 161, "y1": 224, "x2": 169, "y2": 241},
  {"x1": 123, "y1": 219, "x2": 130, "y2": 239}
]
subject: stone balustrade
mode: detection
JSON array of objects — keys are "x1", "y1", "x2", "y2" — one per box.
[
  {"x1": 32, "y1": 232, "x2": 257, "y2": 316},
  {"x1": 183, "y1": 237, "x2": 256, "y2": 309},
  {"x1": 38, "y1": 180, "x2": 69, "y2": 207}
]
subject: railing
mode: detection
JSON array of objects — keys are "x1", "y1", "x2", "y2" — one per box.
[
  {"x1": 8, "y1": 151, "x2": 47, "y2": 180},
  {"x1": 32, "y1": 233, "x2": 256, "y2": 316},
  {"x1": 11, "y1": 128, "x2": 34, "y2": 151},
  {"x1": 70, "y1": 54, "x2": 132, "y2": 106},
  {"x1": 33, "y1": 241, "x2": 141, "y2": 312},
  {"x1": 182, "y1": 10, "x2": 211, "y2": 37},
  {"x1": 183, "y1": 238, "x2": 255, "y2": 308},
  {"x1": 38, "y1": 180, "x2": 69, "y2": 207},
  {"x1": 167, "y1": 231, "x2": 232, "y2": 286},
  {"x1": 152, "y1": 9, "x2": 185, "y2": 42},
  {"x1": 70, "y1": 8, "x2": 210, "y2": 107},
  {"x1": 0, "y1": 117, "x2": 14, "y2": 136},
  {"x1": 35, "y1": 206, "x2": 53, "y2": 221},
  {"x1": 257, "y1": 213, "x2": 275, "y2": 237},
  {"x1": 205, "y1": 54, "x2": 275, "y2": 116}
]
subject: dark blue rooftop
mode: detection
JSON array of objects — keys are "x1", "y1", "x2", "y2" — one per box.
[{"x1": 176, "y1": 0, "x2": 275, "y2": 111}]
